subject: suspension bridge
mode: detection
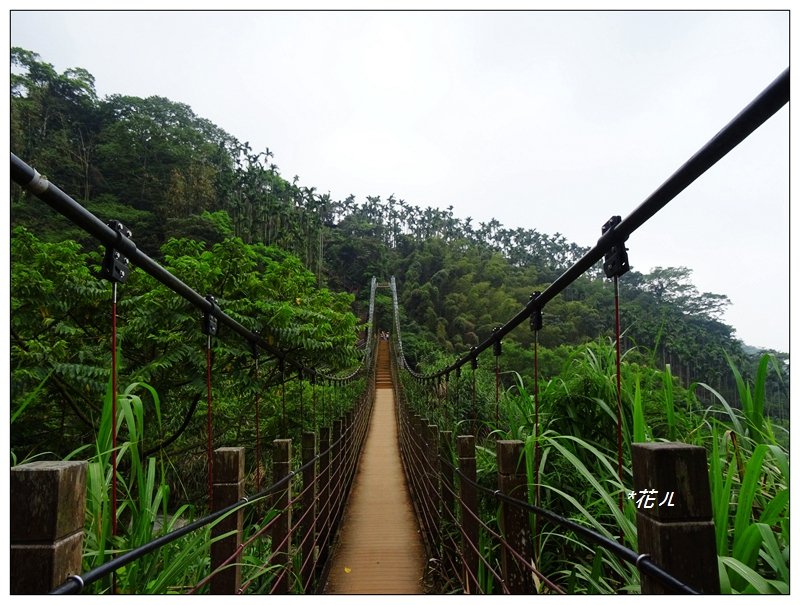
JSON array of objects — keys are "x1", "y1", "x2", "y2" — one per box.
[{"x1": 9, "y1": 67, "x2": 788, "y2": 595}]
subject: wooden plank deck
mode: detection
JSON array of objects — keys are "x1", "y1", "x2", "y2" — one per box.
[{"x1": 324, "y1": 342, "x2": 425, "y2": 594}]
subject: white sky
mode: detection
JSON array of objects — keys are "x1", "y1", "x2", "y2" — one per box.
[{"x1": 6, "y1": 7, "x2": 790, "y2": 352}]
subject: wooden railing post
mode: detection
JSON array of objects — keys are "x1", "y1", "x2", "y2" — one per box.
[
  {"x1": 457, "y1": 435, "x2": 478, "y2": 594},
  {"x1": 10, "y1": 461, "x2": 87, "y2": 594},
  {"x1": 301, "y1": 432, "x2": 316, "y2": 593},
  {"x1": 632, "y1": 443, "x2": 720, "y2": 594},
  {"x1": 211, "y1": 447, "x2": 244, "y2": 594},
  {"x1": 271, "y1": 439, "x2": 292, "y2": 594},
  {"x1": 497, "y1": 440, "x2": 534, "y2": 593},
  {"x1": 317, "y1": 426, "x2": 331, "y2": 562}
]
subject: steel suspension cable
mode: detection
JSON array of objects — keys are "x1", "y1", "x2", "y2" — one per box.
[
  {"x1": 533, "y1": 326, "x2": 542, "y2": 560},
  {"x1": 110, "y1": 282, "x2": 119, "y2": 537},
  {"x1": 312, "y1": 377, "x2": 317, "y2": 430},
  {"x1": 494, "y1": 354, "x2": 500, "y2": 423},
  {"x1": 254, "y1": 354, "x2": 261, "y2": 492},
  {"x1": 613, "y1": 276, "x2": 624, "y2": 511},
  {"x1": 471, "y1": 358, "x2": 477, "y2": 436},
  {"x1": 444, "y1": 373, "x2": 450, "y2": 427},
  {"x1": 281, "y1": 363, "x2": 286, "y2": 435},
  {"x1": 299, "y1": 372, "x2": 305, "y2": 430},
  {"x1": 206, "y1": 334, "x2": 213, "y2": 507}
]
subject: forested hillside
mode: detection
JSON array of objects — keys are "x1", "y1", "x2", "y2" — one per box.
[
  {"x1": 9, "y1": 47, "x2": 790, "y2": 596},
  {"x1": 11, "y1": 46, "x2": 789, "y2": 458}
]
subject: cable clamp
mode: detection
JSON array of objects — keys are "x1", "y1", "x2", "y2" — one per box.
[
  {"x1": 492, "y1": 327, "x2": 502, "y2": 357},
  {"x1": 601, "y1": 215, "x2": 630, "y2": 278},
  {"x1": 635, "y1": 553, "x2": 651, "y2": 569},
  {"x1": 202, "y1": 295, "x2": 219, "y2": 336},
  {"x1": 99, "y1": 220, "x2": 133, "y2": 284},
  {"x1": 530, "y1": 291, "x2": 543, "y2": 332},
  {"x1": 27, "y1": 168, "x2": 51, "y2": 195},
  {"x1": 66, "y1": 574, "x2": 85, "y2": 591}
]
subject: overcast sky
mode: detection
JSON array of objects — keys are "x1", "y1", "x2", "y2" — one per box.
[{"x1": 8, "y1": 9, "x2": 790, "y2": 352}]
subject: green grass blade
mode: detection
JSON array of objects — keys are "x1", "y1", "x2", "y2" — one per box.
[
  {"x1": 632, "y1": 374, "x2": 646, "y2": 443},
  {"x1": 545, "y1": 437, "x2": 634, "y2": 542},
  {"x1": 10, "y1": 370, "x2": 53, "y2": 423},
  {"x1": 720, "y1": 556, "x2": 775, "y2": 594},
  {"x1": 756, "y1": 523, "x2": 788, "y2": 583},
  {"x1": 696, "y1": 382, "x2": 743, "y2": 435},
  {"x1": 724, "y1": 351, "x2": 757, "y2": 440},
  {"x1": 718, "y1": 559, "x2": 732, "y2": 594},
  {"x1": 734, "y1": 523, "x2": 764, "y2": 569},
  {"x1": 765, "y1": 444, "x2": 789, "y2": 483},
  {"x1": 709, "y1": 423, "x2": 733, "y2": 556},
  {"x1": 758, "y1": 488, "x2": 788, "y2": 526},
  {"x1": 732, "y1": 444, "x2": 768, "y2": 560},
  {"x1": 752, "y1": 354, "x2": 769, "y2": 436}
]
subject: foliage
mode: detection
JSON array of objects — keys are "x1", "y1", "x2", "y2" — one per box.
[
  {"x1": 11, "y1": 225, "x2": 362, "y2": 505},
  {"x1": 403, "y1": 336, "x2": 789, "y2": 595},
  {"x1": 10, "y1": 47, "x2": 788, "y2": 595}
]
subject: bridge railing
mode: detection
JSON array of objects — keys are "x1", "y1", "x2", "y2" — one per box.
[
  {"x1": 393, "y1": 351, "x2": 705, "y2": 594},
  {"x1": 9, "y1": 157, "x2": 380, "y2": 593},
  {"x1": 34, "y1": 339, "x2": 376, "y2": 595}
]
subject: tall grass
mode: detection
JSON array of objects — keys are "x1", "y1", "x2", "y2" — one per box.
[
  {"x1": 80, "y1": 381, "x2": 211, "y2": 593},
  {"x1": 697, "y1": 356, "x2": 789, "y2": 595},
  {"x1": 407, "y1": 340, "x2": 789, "y2": 595}
]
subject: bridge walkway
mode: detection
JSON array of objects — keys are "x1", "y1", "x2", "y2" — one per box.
[{"x1": 324, "y1": 339, "x2": 425, "y2": 594}]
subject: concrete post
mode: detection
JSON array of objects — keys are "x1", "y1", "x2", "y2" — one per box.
[
  {"x1": 496, "y1": 440, "x2": 534, "y2": 593},
  {"x1": 301, "y1": 432, "x2": 316, "y2": 591},
  {"x1": 271, "y1": 439, "x2": 292, "y2": 594},
  {"x1": 10, "y1": 461, "x2": 87, "y2": 594},
  {"x1": 632, "y1": 443, "x2": 720, "y2": 594},
  {"x1": 211, "y1": 447, "x2": 245, "y2": 594}
]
